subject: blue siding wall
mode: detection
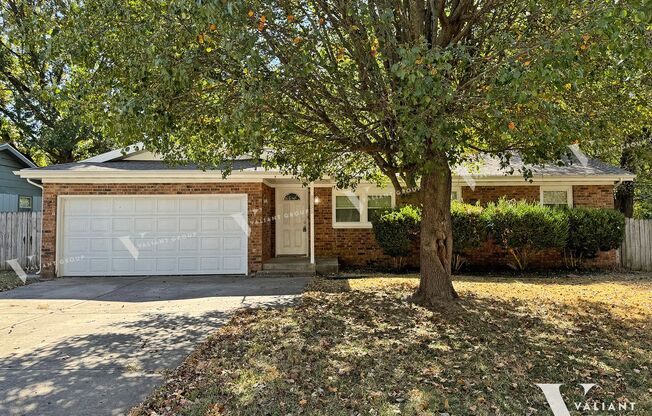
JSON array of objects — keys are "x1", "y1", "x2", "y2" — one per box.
[{"x1": 0, "y1": 150, "x2": 41, "y2": 212}]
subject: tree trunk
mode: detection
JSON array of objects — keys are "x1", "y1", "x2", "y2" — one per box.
[
  {"x1": 615, "y1": 182, "x2": 634, "y2": 218},
  {"x1": 411, "y1": 159, "x2": 458, "y2": 305}
]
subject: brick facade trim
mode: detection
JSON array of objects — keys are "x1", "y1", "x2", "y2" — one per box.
[{"x1": 41, "y1": 183, "x2": 270, "y2": 277}]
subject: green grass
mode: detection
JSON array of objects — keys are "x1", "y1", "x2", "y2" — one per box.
[
  {"x1": 132, "y1": 273, "x2": 652, "y2": 416},
  {"x1": 0, "y1": 270, "x2": 26, "y2": 292}
]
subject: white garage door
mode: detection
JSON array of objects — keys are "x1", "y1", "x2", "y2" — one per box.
[{"x1": 59, "y1": 195, "x2": 248, "y2": 276}]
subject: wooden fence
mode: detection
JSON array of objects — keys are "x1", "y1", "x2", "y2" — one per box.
[
  {"x1": 0, "y1": 211, "x2": 42, "y2": 271},
  {"x1": 620, "y1": 218, "x2": 652, "y2": 272}
]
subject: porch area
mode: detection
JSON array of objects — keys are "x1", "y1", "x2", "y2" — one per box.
[{"x1": 257, "y1": 256, "x2": 339, "y2": 278}]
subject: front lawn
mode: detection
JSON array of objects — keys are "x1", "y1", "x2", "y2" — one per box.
[{"x1": 132, "y1": 273, "x2": 652, "y2": 416}]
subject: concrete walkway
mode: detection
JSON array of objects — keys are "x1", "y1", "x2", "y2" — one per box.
[{"x1": 0, "y1": 275, "x2": 307, "y2": 416}]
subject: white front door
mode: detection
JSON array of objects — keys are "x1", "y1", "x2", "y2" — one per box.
[{"x1": 276, "y1": 188, "x2": 308, "y2": 255}]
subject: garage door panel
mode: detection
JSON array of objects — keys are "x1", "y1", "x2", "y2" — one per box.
[
  {"x1": 114, "y1": 199, "x2": 135, "y2": 214},
  {"x1": 61, "y1": 195, "x2": 247, "y2": 276},
  {"x1": 112, "y1": 257, "x2": 135, "y2": 272},
  {"x1": 223, "y1": 216, "x2": 244, "y2": 232},
  {"x1": 201, "y1": 199, "x2": 220, "y2": 213},
  {"x1": 179, "y1": 237, "x2": 199, "y2": 251},
  {"x1": 201, "y1": 217, "x2": 221, "y2": 232},
  {"x1": 66, "y1": 218, "x2": 90, "y2": 233},
  {"x1": 112, "y1": 218, "x2": 132, "y2": 233},
  {"x1": 180, "y1": 199, "x2": 201, "y2": 213},
  {"x1": 223, "y1": 198, "x2": 245, "y2": 213},
  {"x1": 157, "y1": 217, "x2": 178, "y2": 233},
  {"x1": 157, "y1": 199, "x2": 178, "y2": 213},
  {"x1": 223, "y1": 236, "x2": 244, "y2": 251},
  {"x1": 89, "y1": 238, "x2": 110, "y2": 253},
  {"x1": 200, "y1": 237, "x2": 220, "y2": 250},
  {"x1": 91, "y1": 199, "x2": 112, "y2": 213},
  {"x1": 179, "y1": 257, "x2": 199, "y2": 272},
  {"x1": 66, "y1": 199, "x2": 91, "y2": 214},
  {"x1": 134, "y1": 218, "x2": 155, "y2": 233},
  {"x1": 89, "y1": 258, "x2": 109, "y2": 273},
  {"x1": 223, "y1": 256, "x2": 244, "y2": 272},
  {"x1": 179, "y1": 217, "x2": 199, "y2": 232},
  {"x1": 91, "y1": 219, "x2": 111, "y2": 233}
]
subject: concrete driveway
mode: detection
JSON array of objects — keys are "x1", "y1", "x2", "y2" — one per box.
[{"x1": 0, "y1": 275, "x2": 307, "y2": 416}]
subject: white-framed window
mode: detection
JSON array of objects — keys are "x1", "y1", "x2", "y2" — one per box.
[
  {"x1": 18, "y1": 195, "x2": 32, "y2": 211},
  {"x1": 540, "y1": 185, "x2": 573, "y2": 208},
  {"x1": 451, "y1": 186, "x2": 463, "y2": 202},
  {"x1": 333, "y1": 187, "x2": 394, "y2": 228}
]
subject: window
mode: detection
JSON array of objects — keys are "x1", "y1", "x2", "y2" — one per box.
[
  {"x1": 367, "y1": 195, "x2": 392, "y2": 222},
  {"x1": 540, "y1": 186, "x2": 572, "y2": 208},
  {"x1": 333, "y1": 187, "x2": 394, "y2": 227},
  {"x1": 451, "y1": 186, "x2": 462, "y2": 202},
  {"x1": 284, "y1": 192, "x2": 301, "y2": 201},
  {"x1": 18, "y1": 196, "x2": 32, "y2": 211},
  {"x1": 335, "y1": 195, "x2": 360, "y2": 222}
]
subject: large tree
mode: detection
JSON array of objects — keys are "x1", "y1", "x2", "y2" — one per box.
[
  {"x1": 0, "y1": 0, "x2": 112, "y2": 164},
  {"x1": 66, "y1": 0, "x2": 649, "y2": 303}
]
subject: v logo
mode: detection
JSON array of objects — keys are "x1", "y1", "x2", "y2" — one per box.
[{"x1": 535, "y1": 383, "x2": 596, "y2": 416}]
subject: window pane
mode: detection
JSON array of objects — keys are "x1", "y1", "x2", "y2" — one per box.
[
  {"x1": 542, "y1": 191, "x2": 567, "y2": 206},
  {"x1": 336, "y1": 208, "x2": 360, "y2": 222},
  {"x1": 367, "y1": 195, "x2": 391, "y2": 209},
  {"x1": 284, "y1": 192, "x2": 300, "y2": 201},
  {"x1": 367, "y1": 195, "x2": 391, "y2": 223},
  {"x1": 19, "y1": 196, "x2": 32, "y2": 209},
  {"x1": 451, "y1": 191, "x2": 458, "y2": 201},
  {"x1": 336, "y1": 195, "x2": 360, "y2": 222},
  {"x1": 336, "y1": 195, "x2": 360, "y2": 209}
]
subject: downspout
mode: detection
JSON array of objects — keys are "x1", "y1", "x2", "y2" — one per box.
[{"x1": 26, "y1": 178, "x2": 43, "y2": 275}]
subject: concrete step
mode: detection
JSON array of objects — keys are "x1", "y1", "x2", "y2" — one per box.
[
  {"x1": 263, "y1": 262, "x2": 316, "y2": 272},
  {"x1": 255, "y1": 270, "x2": 316, "y2": 278}
]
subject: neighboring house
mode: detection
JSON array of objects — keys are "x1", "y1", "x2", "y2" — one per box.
[
  {"x1": 15, "y1": 145, "x2": 634, "y2": 278},
  {"x1": 0, "y1": 143, "x2": 41, "y2": 212}
]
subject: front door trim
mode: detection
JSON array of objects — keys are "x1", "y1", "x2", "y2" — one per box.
[{"x1": 275, "y1": 186, "x2": 309, "y2": 256}]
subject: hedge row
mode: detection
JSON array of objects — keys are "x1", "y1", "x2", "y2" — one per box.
[{"x1": 371, "y1": 199, "x2": 625, "y2": 271}]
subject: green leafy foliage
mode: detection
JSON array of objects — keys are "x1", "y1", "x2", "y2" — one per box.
[
  {"x1": 483, "y1": 200, "x2": 569, "y2": 270},
  {"x1": 0, "y1": 0, "x2": 112, "y2": 164},
  {"x1": 451, "y1": 201, "x2": 487, "y2": 253},
  {"x1": 62, "y1": 0, "x2": 650, "y2": 185},
  {"x1": 371, "y1": 205, "x2": 421, "y2": 267},
  {"x1": 566, "y1": 208, "x2": 625, "y2": 261},
  {"x1": 451, "y1": 201, "x2": 488, "y2": 272}
]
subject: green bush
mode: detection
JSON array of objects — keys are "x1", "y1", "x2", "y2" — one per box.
[
  {"x1": 483, "y1": 199, "x2": 568, "y2": 270},
  {"x1": 451, "y1": 201, "x2": 487, "y2": 272},
  {"x1": 566, "y1": 208, "x2": 625, "y2": 265},
  {"x1": 371, "y1": 205, "x2": 421, "y2": 268}
]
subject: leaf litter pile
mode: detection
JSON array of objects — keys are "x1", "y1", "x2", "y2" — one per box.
[{"x1": 132, "y1": 273, "x2": 651, "y2": 415}]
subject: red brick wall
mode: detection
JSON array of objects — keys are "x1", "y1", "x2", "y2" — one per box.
[
  {"x1": 261, "y1": 183, "x2": 275, "y2": 261},
  {"x1": 41, "y1": 183, "x2": 266, "y2": 277},
  {"x1": 315, "y1": 184, "x2": 618, "y2": 269},
  {"x1": 573, "y1": 185, "x2": 614, "y2": 208},
  {"x1": 462, "y1": 185, "x2": 539, "y2": 204},
  {"x1": 314, "y1": 187, "x2": 396, "y2": 267}
]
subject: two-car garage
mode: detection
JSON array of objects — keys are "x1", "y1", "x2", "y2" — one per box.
[{"x1": 57, "y1": 195, "x2": 248, "y2": 277}]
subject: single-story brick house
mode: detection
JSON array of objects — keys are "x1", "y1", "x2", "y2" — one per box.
[{"x1": 15, "y1": 145, "x2": 634, "y2": 278}]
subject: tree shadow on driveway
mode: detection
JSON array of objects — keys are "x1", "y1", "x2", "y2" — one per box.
[{"x1": 0, "y1": 276, "x2": 306, "y2": 416}]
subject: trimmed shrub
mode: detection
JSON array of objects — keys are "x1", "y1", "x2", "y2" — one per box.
[
  {"x1": 566, "y1": 207, "x2": 625, "y2": 266},
  {"x1": 451, "y1": 201, "x2": 487, "y2": 272},
  {"x1": 371, "y1": 204, "x2": 421, "y2": 269},
  {"x1": 483, "y1": 199, "x2": 568, "y2": 270}
]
